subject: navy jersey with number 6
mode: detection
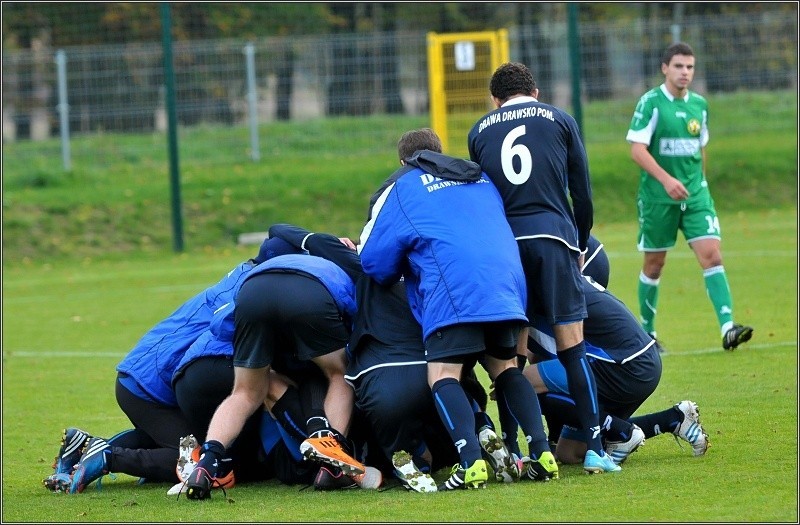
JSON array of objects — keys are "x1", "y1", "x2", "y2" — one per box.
[{"x1": 467, "y1": 96, "x2": 593, "y2": 252}]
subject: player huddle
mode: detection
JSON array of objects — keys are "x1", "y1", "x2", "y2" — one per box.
[{"x1": 44, "y1": 42, "x2": 747, "y2": 498}]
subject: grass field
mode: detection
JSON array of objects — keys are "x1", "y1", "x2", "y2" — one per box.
[
  {"x1": 2, "y1": 89, "x2": 797, "y2": 522},
  {"x1": 2, "y1": 207, "x2": 797, "y2": 523}
]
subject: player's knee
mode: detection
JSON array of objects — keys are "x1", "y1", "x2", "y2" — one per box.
[{"x1": 554, "y1": 438, "x2": 586, "y2": 465}]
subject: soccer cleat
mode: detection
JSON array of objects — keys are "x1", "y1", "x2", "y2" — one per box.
[
  {"x1": 478, "y1": 427, "x2": 520, "y2": 483},
  {"x1": 523, "y1": 451, "x2": 559, "y2": 481},
  {"x1": 42, "y1": 473, "x2": 72, "y2": 493},
  {"x1": 350, "y1": 466, "x2": 383, "y2": 490},
  {"x1": 185, "y1": 466, "x2": 214, "y2": 500},
  {"x1": 51, "y1": 428, "x2": 92, "y2": 476},
  {"x1": 183, "y1": 467, "x2": 235, "y2": 500},
  {"x1": 300, "y1": 432, "x2": 366, "y2": 476},
  {"x1": 583, "y1": 450, "x2": 622, "y2": 474},
  {"x1": 176, "y1": 434, "x2": 200, "y2": 482},
  {"x1": 167, "y1": 481, "x2": 188, "y2": 497},
  {"x1": 44, "y1": 427, "x2": 93, "y2": 492},
  {"x1": 314, "y1": 463, "x2": 382, "y2": 491},
  {"x1": 184, "y1": 446, "x2": 236, "y2": 500},
  {"x1": 673, "y1": 400, "x2": 709, "y2": 456},
  {"x1": 605, "y1": 424, "x2": 646, "y2": 465},
  {"x1": 437, "y1": 459, "x2": 488, "y2": 491},
  {"x1": 722, "y1": 324, "x2": 753, "y2": 351},
  {"x1": 69, "y1": 437, "x2": 111, "y2": 493},
  {"x1": 313, "y1": 465, "x2": 358, "y2": 490},
  {"x1": 392, "y1": 450, "x2": 437, "y2": 493},
  {"x1": 513, "y1": 453, "x2": 528, "y2": 475}
]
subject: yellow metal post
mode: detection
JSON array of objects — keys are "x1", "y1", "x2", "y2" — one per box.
[{"x1": 427, "y1": 29, "x2": 510, "y2": 156}]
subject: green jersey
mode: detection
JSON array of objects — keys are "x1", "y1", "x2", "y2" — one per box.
[{"x1": 626, "y1": 84, "x2": 709, "y2": 204}]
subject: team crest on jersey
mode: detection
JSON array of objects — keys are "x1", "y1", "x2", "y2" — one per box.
[{"x1": 686, "y1": 118, "x2": 701, "y2": 136}]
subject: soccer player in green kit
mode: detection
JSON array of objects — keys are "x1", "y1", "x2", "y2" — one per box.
[{"x1": 626, "y1": 42, "x2": 753, "y2": 351}]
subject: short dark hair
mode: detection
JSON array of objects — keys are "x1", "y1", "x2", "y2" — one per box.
[
  {"x1": 397, "y1": 128, "x2": 442, "y2": 160},
  {"x1": 661, "y1": 42, "x2": 694, "y2": 66},
  {"x1": 489, "y1": 62, "x2": 536, "y2": 102}
]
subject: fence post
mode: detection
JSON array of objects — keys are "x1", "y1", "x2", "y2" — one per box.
[
  {"x1": 671, "y1": 24, "x2": 682, "y2": 43},
  {"x1": 160, "y1": 2, "x2": 184, "y2": 253},
  {"x1": 244, "y1": 42, "x2": 260, "y2": 162},
  {"x1": 55, "y1": 49, "x2": 71, "y2": 172},
  {"x1": 567, "y1": 2, "x2": 584, "y2": 137}
]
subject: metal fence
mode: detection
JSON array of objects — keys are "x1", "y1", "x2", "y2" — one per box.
[{"x1": 2, "y1": 10, "x2": 797, "y2": 169}]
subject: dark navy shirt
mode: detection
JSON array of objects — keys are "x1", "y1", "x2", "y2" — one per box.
[{"x1": 467, "y1": 96, "x2": 593, "y2": 252}]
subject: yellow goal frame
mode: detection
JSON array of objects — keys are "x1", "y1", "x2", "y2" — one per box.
[{"x1": 427, "y1": 29, "x2": 509, "y2": 155}]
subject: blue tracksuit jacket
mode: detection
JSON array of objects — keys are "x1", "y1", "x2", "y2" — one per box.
[{"x1": 358, "y1": 149, "x2": 527, "y2": 341}]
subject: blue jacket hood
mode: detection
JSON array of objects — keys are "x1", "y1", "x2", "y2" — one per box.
[{"x1": 404, "y1": 150, "x2": 482, "y2": 182}]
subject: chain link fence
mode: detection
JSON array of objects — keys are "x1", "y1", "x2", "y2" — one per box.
[{"x1": 3, "y1": 10, "x2": 796, "y2": 170}]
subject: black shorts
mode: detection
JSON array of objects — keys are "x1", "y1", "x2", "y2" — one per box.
[
  {"x1": 233, "y1": 271, "x2": 350, "y2": 368},
  {"x1": 424, "y1": 321, "x2": 522, "y2": 362},
  {"x1": 591, "y1": 345, "x2": 663, "y2": 420},
  {"x1": 518, "y1": 238, "x2": 587, "y2": 324}
]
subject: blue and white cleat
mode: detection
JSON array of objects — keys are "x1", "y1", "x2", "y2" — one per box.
[
  {"x1": 583, "y1": 450, "x2": 622, "y2": 474},
  {"x1": 605, "y1": 424, "x2": 645, "y2": 465},
  {"x1": 69, "y1": 437, "x2": 112, "y2": 493},
  {"x1": 673, "y1": 400, "x2": 709, "y2": 456},
  {"x1": 43, "y1": 427, "x2": 92, "y2": 493},
  {"x1": 53, "y1": 428, "x2": 92, "y2": 475}
]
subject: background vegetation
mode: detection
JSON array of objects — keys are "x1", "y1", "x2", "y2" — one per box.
[
  {"x1": 2, "y1": 90, "x2": 796, "y2": 265},
  {"x1": 5, "y1": 3, "x2": 794, "y2": 49}
]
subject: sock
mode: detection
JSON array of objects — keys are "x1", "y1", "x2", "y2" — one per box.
[
  {"x1": 494, "y1": 368, "x2": 550, "y2": 459},
  {"x1": 305, "y1": 416, "x2": 331, "y2": 437},
  {"x1": 538, "y1": 392, "x2": 577, "y2": 444},
  {"x1": 601, "y1": 413, "x2": 636, "y2": 443},
  {"x1": 638, "y1": 271, "x2": 660, "y2": 335},
  {"x1": 629, "y1": 406, "x2": 683, "y2": 438},
  {"x1": 703, "y1": 265, "x2": 734, "y2": 335},
  {"x1": 473, "y1": 409, "x2": 495, "y2": 435},
  {"x1": 460, "y1": 367, "x2": 488, "y2": 411},
  {"x1": 271, "y1": 385, "x2": 309, "y2": 443},
  {"x1": 557, "y1": 342, "x2": 603, "y2": 454},
  {"x1": 496, "y1": 396, "x2": 521, "y2": 457},
  {"x1": 431, "y1": 377, "x2": 482, "y2": 467},
  {"x1": 300, "y1": 373, "x2": 330, "y2": 435},
  {"x1": 197, "y1": 440, "x2": 225, "y2": 478}
]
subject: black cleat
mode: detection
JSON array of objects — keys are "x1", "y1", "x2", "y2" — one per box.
[{"x1": 722, "y1": 324, "x2": 753, "y2": 351}]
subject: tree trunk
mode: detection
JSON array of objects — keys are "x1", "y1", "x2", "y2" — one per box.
[{"x1": 276, "y1": 44, "x2": 294, "y2": 121}]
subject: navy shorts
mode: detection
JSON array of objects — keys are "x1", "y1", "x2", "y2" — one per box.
[
  {"x1": 424, "y1": 322, "x2": 522, "y2": 362},
  {"x1": 537, "y1": 344, "x2": 662, "y2": 420},
  {"x1": 591, "y1": 345, "x2": 662, "y2": 419},
  {"x1": 233, "y1": 271, "x2": 350, "y2": 369},
  {"x1": 517, "y1": 237, "x2": 587, "y2": 324}
]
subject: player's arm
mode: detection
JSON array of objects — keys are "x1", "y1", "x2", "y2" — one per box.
[
  {"x1": 268, "y1": 223, "x2": 363, "y2": 280},
  {"x1": 565, "y1": 115, "x2": 594, "y2": 251},
  {"x1": 630, "y1": 142, "x2": 689, "y2": 200},
  {"x1": 358, "y1": 186, "x2": 406, "y2": 286}
]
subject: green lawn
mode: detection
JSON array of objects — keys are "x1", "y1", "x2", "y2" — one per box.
[
  {"x1": 2, "y1": 88, "x2": 797, "y2": 522},
  {"x1": 2, "y1": 208, "x2": 796, "y2": 522}
]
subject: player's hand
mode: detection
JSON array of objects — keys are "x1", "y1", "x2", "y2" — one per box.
[
  {"x1": 338, "y1": 237, "x2": 356, "y2": 250},
  {"x1": 663, "y1": 176, "x2": 690, "y2": 200}
]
